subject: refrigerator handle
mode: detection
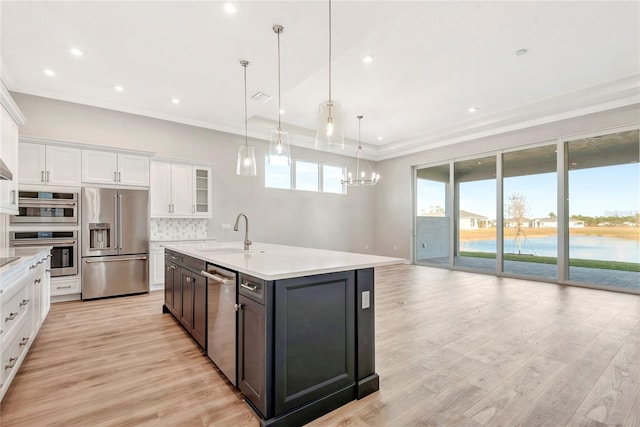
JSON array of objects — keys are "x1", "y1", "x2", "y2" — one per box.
[
  {"x1": 114, "y1": 193, "x2": 119, "y2": 250},
  {"x1": 118, "y1": 193, "x2": 123, "y2": 250}
]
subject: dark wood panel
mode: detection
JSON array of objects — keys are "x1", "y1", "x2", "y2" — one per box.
[
  {"x1": 274, "y1": 271, "x2": 355, "y2": 416},
  {"x1": 238, "y1": 294, "x2": 268, "y2": 418}
]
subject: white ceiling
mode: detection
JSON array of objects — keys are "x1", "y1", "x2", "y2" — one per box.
[{"x1": 1, "y1": 1, "x2": 639, "y2": 160}]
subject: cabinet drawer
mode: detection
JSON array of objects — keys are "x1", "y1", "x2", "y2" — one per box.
[
  {"x1": 50, "y1": 277, "x2": 81, "y2": 296},
  {"x1": 1, "y1": 282, "x2": 31, "y2": 342},
  {"x1": 1, "y1": 315, "x2": 33, "y2": 389},
  {"x1": 239, "y1": 274, "x2": 266, "y2": 304}
]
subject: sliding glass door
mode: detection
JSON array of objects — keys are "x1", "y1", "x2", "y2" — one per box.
[
  {"x1": 415, "y1": 164, "x2": 451, "y2": 265},
  {"x1": 502, "y1": 145, "x2": 557, "y2": 279},
  {"x1": 566, "y1": 130, "x2": 639, "y2": 291},
  {"x1": 454, "y1": 156, "x2": 496, "y2": 272}
]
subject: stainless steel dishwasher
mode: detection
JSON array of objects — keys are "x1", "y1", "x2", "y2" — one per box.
[{"x1": 201, "y1": 264, "x2": 237, "y2": 386}]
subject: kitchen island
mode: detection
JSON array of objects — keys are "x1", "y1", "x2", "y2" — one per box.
[{"x1": 162, "y1": 241, "x2": 404, "y2": 427}]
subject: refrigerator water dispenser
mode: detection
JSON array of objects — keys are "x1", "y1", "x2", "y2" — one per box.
[{"x1": 89, "y1": 223, "x2": 111, "y2": 250}]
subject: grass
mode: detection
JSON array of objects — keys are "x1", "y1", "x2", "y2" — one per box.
[
  {"x1": 459, "y1": 251, "x2": 640, "y2": 273},
  {"x1": 459, "y1": 226, "x2": 640, "y2": 241}
]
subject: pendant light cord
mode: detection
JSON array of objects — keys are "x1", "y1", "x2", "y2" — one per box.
[
  {"x1": 328, "y1": 0, "x2": 332, "y2": 106},
  {"x1": 243, "y1": 61, "x2": 248, "y2": 148},
  {"x1": 277, "y1": 28, "x2": 282, "y2": 131}
]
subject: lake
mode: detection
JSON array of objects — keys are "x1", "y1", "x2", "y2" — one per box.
[{"x1": 461, "y1": 235, "x2": 640, "y2": 263}]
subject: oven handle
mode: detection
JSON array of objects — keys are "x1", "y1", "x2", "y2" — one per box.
[
  {"x1": 11, "y1": 240, "x2": 76, "y2": 246},
  {"x1": 85, "y1": 257, "x2": 148, "y2": 263},
  {"x1": 18, "y1": 200, "x2": 77, "y2": 207}
]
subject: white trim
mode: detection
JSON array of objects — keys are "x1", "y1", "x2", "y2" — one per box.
[
  {"x1": 19, "y1": 135, "x2": 154, "y2": 157},
  {"x1": 0, "y1": 80, "x2": 27, "y2": 125}
]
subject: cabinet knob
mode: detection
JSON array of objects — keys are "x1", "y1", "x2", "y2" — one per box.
[
  {"x1": 5, "y1": 357, "x2": 18, "y2": 370},
  {"x1": 235, "y1": 303, "x2": 243, "y2": 311}
]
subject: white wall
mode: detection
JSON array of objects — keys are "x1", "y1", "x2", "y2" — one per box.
[
  {"x1": 375, "y1": 104, "x2": 640, "y2": 259},
  {"x1": 12, "y1": 93, "x2": 378, "y2": 254}
]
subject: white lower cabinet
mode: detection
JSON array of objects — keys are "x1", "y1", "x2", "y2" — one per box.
[
  {"x1": 0, "y1": 249, "x2": 50, "y2": 400},
  {"x1": 50, "y1": 276, "x2": 81, "y2": 297},
  {"x1": 150, "y1": 247, "x2": 165, "y2": 287}
]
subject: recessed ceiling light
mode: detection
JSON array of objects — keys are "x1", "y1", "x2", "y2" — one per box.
[
  {"x1": 223, "y1": 2, "x2": 237, "y2": 14},
  {"x1": 468, "y1": 107, "x2": 477, "y2": 113},
  {"x1": 515, "y1": 48, "x2": 528, "y2": 56},
  {"x1": 377, "y1": 136, "x2": 383, "y2": 141},
  {"x1": 43, "y1": 69, "x2": 55, "y2": 77},
  {"x1": 70, "y1": 47, "x2": 83, "y2": 57},
  {"x1": 171, "y1": 98, "x2": 180, "y2": 104},
  {"x1": 279, "y1": 109, "x2": 285, "y2": 114},
  {"x1": 363, "y1": 55, "x2": 374, "y2": 64},
  {"x1": 114, "y1": 85, "x2": 124, "y2": 92}
]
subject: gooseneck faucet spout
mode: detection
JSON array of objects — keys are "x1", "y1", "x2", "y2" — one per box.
[{"x1": 233, "y1": 213, "x2": 252, "y2": 251}]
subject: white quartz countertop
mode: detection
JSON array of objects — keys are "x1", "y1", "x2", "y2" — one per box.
[
  {"x1": 0, "y1": 246, "x2": 52, "y2": 285},
  {"x1": 163, "y1": 241, "x2": 406, "y2": 281}
]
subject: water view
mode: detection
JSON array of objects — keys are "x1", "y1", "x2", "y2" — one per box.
[{"x1": 462, "y1": 235, "x2": 640, "y2": 263}]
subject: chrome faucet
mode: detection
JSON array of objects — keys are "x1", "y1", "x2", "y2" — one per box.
[{"x1": 233, "y1": 213, "x2": 252, "y2": 251}]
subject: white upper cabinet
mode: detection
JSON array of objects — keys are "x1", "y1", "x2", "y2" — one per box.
[
  {"x1": 193, "y1": 166, "x2": 212, "y2": 217},
  {"x1": 150, "y1": 161, "x2": 211, "y2": 218},
  {"x1": 171, "y1": 163, "x2": 193, "y2": 216},
  {"x1": 82, "y1": 149, "x2": 149, "y2": 187},
  {"x1": 0, "y1": 105, "x2": 20, "y2": 212},
  {"x1": 0, "y1": 82, "x2": 26, "y2": 214},
  {"x1": 18, "y1": 143, "x2": 82, "y2": 186}
]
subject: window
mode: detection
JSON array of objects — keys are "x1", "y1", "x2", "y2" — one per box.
[
  {"x1": 323, "y1": 165, "x2": 345, "y2": 194},
  {"x1": 264, "y1": 157, "x2": 291, "y2": 189},
  {"x1": 264, "y1": 156, "x2": 345, "y2": 194},
  {"x1": 295, "y1": 161, "x2": 318, "y2": 192}
]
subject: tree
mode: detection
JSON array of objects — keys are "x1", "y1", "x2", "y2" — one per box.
[
  {"x1": 549, "y1": 212, "x2": 556, "y2": 218},
  {"x1": 506, "y1": 193, "x2": 528, "y2": 227},
  {"x1": 506, "y1": 193, "x2": 529, "y2": 254}
]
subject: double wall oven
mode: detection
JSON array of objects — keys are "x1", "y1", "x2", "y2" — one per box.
[
  {"x1": 9, "y1": 231, "x2": 78, "y2": 277},
  {"x1": 10, "y1": 191, "x2": 78, "y2": 224},
  {"x1": 9, "y1": 190, "x2": 79, "y2": 278}
]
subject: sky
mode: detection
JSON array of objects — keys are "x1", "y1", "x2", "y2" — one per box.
[{"x1": 418, "y1": 163, "x2": 639, "y2": 219}]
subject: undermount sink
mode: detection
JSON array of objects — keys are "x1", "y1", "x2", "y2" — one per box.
[{"x1": 198, "y1": 247, "x2": 246, "y2": 254}]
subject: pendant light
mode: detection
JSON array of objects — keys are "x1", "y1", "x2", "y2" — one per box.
[
  {"x1": 341, "y1": 116, "x2": 380, "y2": 187},
  {"x1": 236, "y1": 60, "x2": 257, "y2": 176},
  {"x1": 315, "y1": 0, "x2": 344, "y2": 151},
  {"x1": 268, "y1": 24, "x2": 291, "y2": 166}
]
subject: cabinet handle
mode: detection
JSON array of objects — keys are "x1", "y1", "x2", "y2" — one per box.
[
  {"x1": 118, "y1": 171, "x2": 121, "y2": 182},
  {"x1": 41, "y1": 171, "x2": 45, "y2": 182},
  {"x1": 57, "y1": 285, "x2": 72, "y2": 289},
  {"x1": 240, "y1": 282, "x2": 258, "y2": 291},
  {"x1": 34, "y1": 278, "x2": 41, "y2": 284},
  {"x1": 114, "y1": 171, "x2": 117, "y2": 182},
  {"x1": 46, "y1": 269, "x2": 51, "y2": 273},
  {"x1": 19, "y1": 299, "x2": 30, "y2": 307},
  {"x1": 235, "y1": 303, "x2": 243, "y2": 311},
  {"x1": 170, "y1": 255, "x2": 179, "y2": 260},
  {"x1": 19, "y1": 337, "x2": 29, "y2": 347},
  {"x1": 5, "y1": 358, "x2": 18, "y2": 370},
  {"x1": 5, "y1": 312, "x2": 18, "y2": 322},
  {"x1": 46, "y1": 171, "x2": 50, "y2": 182},
  {"x1": 11, "y1": 189, "x2": 16, "y2": 205},
  {"x1": 186, "y1": 277, "x2": 192, "y2": 283}
]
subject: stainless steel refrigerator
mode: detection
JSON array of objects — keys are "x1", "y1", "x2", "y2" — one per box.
[{"x1": 81, "y1": 187, "x2": 149, "y2": 300}]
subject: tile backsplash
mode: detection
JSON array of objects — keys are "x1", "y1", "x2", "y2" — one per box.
[{"x1": 150, "y1": 218, "x2": 208, "y2": 241}]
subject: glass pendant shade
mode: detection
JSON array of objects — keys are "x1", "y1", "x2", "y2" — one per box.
[
  {"x1": 268, "y1": 127, "x2": 291, "y2": 166},
  {"x1": 236, "y1": 145, "x2": 257, "y2": 176},
  {"x1": 315, "y1": 100, "x2": 345, "y2": 151}
]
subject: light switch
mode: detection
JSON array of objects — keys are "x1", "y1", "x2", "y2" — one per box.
[{"x1": 362, "y1": 291, "x2": 370, "y2": 309}]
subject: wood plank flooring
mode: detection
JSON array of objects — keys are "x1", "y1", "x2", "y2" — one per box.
[{"x1": 2, "y1": 264, "x2": 639, "y2": 426}]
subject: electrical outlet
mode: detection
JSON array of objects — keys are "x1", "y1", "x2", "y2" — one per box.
[
  {"x1": 362, "y1": 291, "x2": 370, "y2": 309},
  {"x1": 221, "y1": 223, "x2": 231, "y2": 229}
]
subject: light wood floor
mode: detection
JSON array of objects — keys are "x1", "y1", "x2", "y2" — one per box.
[{"x1": 2, "y1": 265, "x2": 639, "y2": 426}]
